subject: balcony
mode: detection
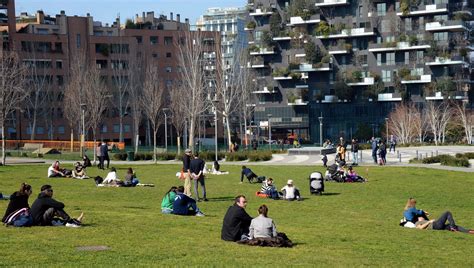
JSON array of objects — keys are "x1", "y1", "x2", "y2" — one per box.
[
  {"x1": 425, "y1": 20, "x2": 469, "y2": 32},
  {"x1": 250, "y1": 47, "x2": 276, "y2": 55},
  {"x1": 321, "y1": 95, "x2": 339, "y2": 103},
  {"x1": 315, "y1": 0, "x2": 349, "y2": 7},
  {"x1": 449, "y1": 91, "x2": 468, "y2": 101},
  {"x1": 249, "y1": 8, "x2": 273, "y2": 16},
  {"x1": 288, "y1": 99, "x2": 309, "y2": 106},
  {"x1": 425, "y1": 91, "x2": 444, "y2": 101},
  {"x1": 426, "y1": 57, "x2": 468, "y2": 67},
  {"x1": 397, "y1": 4, "x2": 448, "y2": 17},
  {"x1": 273, "y1": 76, "x2": 292, "y2": 81},
  {"x1": 368, "y1": 41, "x2": 430, "y2": 52},
  {"x1": 292, "y1": 63, "x2": 332, "y2": 72},
  {"x1": 401, "y1": 74, "x2": 432, "y2": 84},
  {"x1": 287, "y1": 15, "x2": 321, "y2": 26},
  {"x1": 273, "y1": 36, "x2": 292, "y2": 41},
  {"x1": 315, "y1": 27, "x2": 375, "y2": 39},
  {"x1": 347, "y1": 77, "x2": 374, "y2": 86},
  {"x1": 378, "y1": 92, "x2": 402, "y2": 102},
  {"x1": 253, "y1": 87, "x2": 276, "y2": 94}
]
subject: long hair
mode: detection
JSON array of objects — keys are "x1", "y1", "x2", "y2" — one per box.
[
  {"x1": 258, "y1": 204, "x2": 268, "y2": 217},
  {"x1": 165, "y1": 186, "x2": 178, "y2": 199},
  {"x1": 18, "y1": 183, "x2": 32, "y2": 196},
  {"x1": 404, "y1": 198, "x2": 416, "y2": 210}
]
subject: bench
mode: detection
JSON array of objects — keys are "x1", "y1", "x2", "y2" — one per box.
[{"x1": 22, "y1": 143, "x2": 43, "y2": 151}]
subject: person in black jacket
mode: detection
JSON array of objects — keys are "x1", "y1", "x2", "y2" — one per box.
[
  {"x1": 30, "y1": 185, "x2": 83, "y2": 227},
  {"x1": 240, "y1": 166, "x2": 258, "y2": 183},
  {"x1": 221, "y1": 195, "x2": 253, "y2": 241},
  {"x1": 190, "y1": 153, "x2": 207, "y2": 201},
  {"x1": 2, "y1": 183, "x2": 32, "y2": 223},
  {"x1": 100, "y1": 142, "x2": 110, "y2": 169}
]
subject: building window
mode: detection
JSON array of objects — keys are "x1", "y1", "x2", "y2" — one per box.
[
  {"x1": 434, "y1": 32, "x2": 448, "y2": 42},
  {"x1": 164, "y1": 36, "x2": 173, "y2": 45},
  {"x1": 56, "y1": 60, "x2": 62, "y2": 69},
  {"x1": 101, "y1": 125, "x2": 107, "y2": 133},
  {"x1": 381, "y1": 20, "x2": 389, "y2": 33},
  {"x1": 152, "y1": 53, "x2": 158, "y2": 58},
  {"x1": 113, "y1": 124, "x2": 120, "y2": 133},
  {"x1": 377, "y1": 3, "x2": 386, "y2": 16},
  {"x1": 150, "y1": 36, "x2": 158, "y2": 45},
  {"x1": 36, "y1": 127, "x2": 44, "y2": 135},
  {"x1": 56, "y1": 75, "x2": 64, "y2": 86},
  {"x1": 166, "y1": 52, "x2": 172, "y2": 58},
  {"x1": 405, "y1": 18, "x2": 412, "y2": 31},
  {"x1": 377, "y1": 53, "x2": 382, "y2": 66},
  {"x1": 135, "y1": 36, "x2": 143, "y2": 44},
  {"x1": 359, "y1": 6, "x2": 363, "y2": 17},
  {"x1": 165, "y1": 67, "x2": 172, "y2": 73},
  {"x1": 124, "y1": 124, "x2": 131, "y2": 133},
  {"x1": 416, "y1": 51, "x2": 424, "y2": 64},
  {"x1": 57, "y1": 126, "x2": 65, "y2": 134},
  {"x1": 382, "y1": 70, "x2": 391, "y2": 83},
  {"x1": 386, "y1": 52, "x2": 395, "y2": 66},
  {"x1": 404, "y1": 52, "x2": 410, "y2": 65},
  {"x1": 76, "y1": 34, "x2": 81, "y2": 48}
]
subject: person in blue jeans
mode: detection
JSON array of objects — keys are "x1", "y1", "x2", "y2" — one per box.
[
  {"x1": 260, "y1": 178, "x2": 279, "y2": 200},
  {"x1": 172, "y1": 186, "x2": 204, "y2": 216},
  {"x1": 371, "y1": 137, "x2": 378, "y2": 164}
]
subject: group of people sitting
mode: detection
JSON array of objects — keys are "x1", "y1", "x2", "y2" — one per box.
[
  {"x1": 160, "y1": 186, "x2": 205, "y2": 216},
  {"x1": 2, "y1": 183, "x2": 83, "y2": 227},
  {"x1": 95, "y1": 167, "x2": 143, "y2": 187},
  {"x1": 401, "y1": 198, "x2": 474, "y2": 234},
  {"x1": 258, "y1": 178, "x2": 302, "y2": 201},
  {"x1": 47, "y1": 156, "x2": 92, "y2": 179},
  {"x1": 325, "y1": 161, "x2": 366, "y2": 183},
  {"x1": 221, "y1": 195, "x2": 292, "y2": 247}
]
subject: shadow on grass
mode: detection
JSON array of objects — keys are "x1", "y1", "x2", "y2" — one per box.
[
  {"x1": 319, "y1": 192, "x2": 341, "y2": 196},
  {"x1": 206, "y1": 196, "x2": 235, "y2": 202},
  {"x1": 123, "y1": 206, "x2": 150, "y2": 210}
]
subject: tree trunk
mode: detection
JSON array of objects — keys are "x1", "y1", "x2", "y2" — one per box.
[
  {"x1": 177, "y1": 135, "x2": 181, "y2": 155},
  {"x1": 30, "y1": 113, "x2": 37, "y2": 140},
  {"x1": 244, "y1": 118, "x2": 248, "y2": 149},
  {"x1": 92, "y1": 128, "x2": 97, "y2": 165},
  {"x1": 189, "y1": 117, "x2": 195, "y2": 152},
  {"x1": 119, "y1": 114, "x2": 123, "y2": 142},
  {"x1": 153, "y1": 130, "x2": 157, "y2": 164},
  {"x1": 1, "y1": 126, "x2": 5, "y2": 166},
  {"x1": 225, "y1": 115, "x2": 232, "y2": 151}
]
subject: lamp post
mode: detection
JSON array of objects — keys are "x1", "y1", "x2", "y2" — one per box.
[
  {"x1": 80, "y1": 103, "x2": 86, "y2": 157},
  {"x1": 385, "y1": 117, "x2": 389, "y2": 142},
  {"x1": 212, "y1": 96, "x2": 219, "y2": 161},
  {"x1": 267, "y1": 113, "x2": 272, "y2": 151},
  {"x1": 318, "y1": 115, "x2": 323, "y2": 147},
  {"x1": 163, "y1": 108, "x2": 170, "y2": 152}
]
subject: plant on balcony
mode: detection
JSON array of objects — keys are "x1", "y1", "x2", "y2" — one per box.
[
  {"x1": 436, "y1": 76, "x2": 456, "y2": 95},
  {"x1": 248, "y1": 44, "x2": 260, "y2": 53},
  {"x1": 459, "y1": 47, "x2": 468, "y2": 58},
  {"x1": 290, "y1": 72, "x2": 302, "y2": 80},
  {"x1": 314, "y1": 21, "x2": 330, "y2": 37},
  {"x1": 364, "y1": 75, "x2": 383, "y2": 99},
  {"x1": 398, "y1": 67, "x2": 411, "y2": 80},
  {"x1": 286, "y1": 91, "x2": 298, "y2": 103},
  {"x1": 289, "y1": 61, "x2": 300, "y2": 70},
  {"x1": 262, "y1": 30, "x2": 275, "y2": 49},
  {"x1": 409, "y1": 35, "x2": 418, "y2": 46},
  {"x1": 334, "y1": 81, "x2": 354, "y2": 100},
  {"x1": 269, "y1": 13, "x2": 282, "y2": 36},
  {"x1": 383, "y1": 41, "x2": 397, "y2": 48},
  {"x1": 344, "y1": 43, "x2": 353, "y2": 51},
  {"x1": 272, "y1": 67, "x2": 290, "y2": 77},
  {"x1": 246, "y1": 21, "x2": 256, "y2": 29},
  {"x1": 423, "y1": 82, "x2": 436, "y2": 96},
  {"x1": 288, "y1": 0, "x2": 316, "y2": 20},
  {"x1": 304, "y1": 42, "x2": 322, "y2": 64},
  {"x1": 321, "y1": 54, "x2": 331, "y2": 64},
  {"x1": 400, "y1": 0, "x2": 410, "y2": 15},
  {"x1": 351, "y1": 70, "x2": 363, "y2": 82},
  {"x1": 399, "y1": 34, "x2": 407, "y2": 42}
]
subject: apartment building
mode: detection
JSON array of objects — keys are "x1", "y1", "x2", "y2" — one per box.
[
  {"x1": 0, "y1": 0, "x2": 220, "y2": 145},
  {"x1": 246, "y1": 0, "x2": 473, "y2": 143}
]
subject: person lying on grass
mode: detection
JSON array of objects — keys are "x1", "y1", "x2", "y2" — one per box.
[
  {"x1": 161, "y1": 186, "x2": 177, "y2": 214},
  {"x1": 404, "y1": 198, "x2": 474, "y2": 234},
  {"x1": 30, "y1": 184, "x2": 83, "y2": 227},
  {"x1": 172, "y1": 186, "x2": 204, "y2": 217},
  {"x1": 47, "y1": 161, "x2": 71, "y2": 178},
  {"x1": 2, "y1": 183, "x2": 32, "y2": 223}
]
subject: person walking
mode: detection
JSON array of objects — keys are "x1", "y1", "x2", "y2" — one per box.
[
  {"x1": 351, "y1": 139, "x2": 359, "y2": 165},
  {"x1": 96, "y1": 142, "x2": 103, "y2": 169},
  {"x1": 389, "y1": 135, "x2": 397, "y2": 153},
  {"x1": 100, "y1": 142, "x2": 110, "y2": 169},
  {"x1": 182, "y1": 149, "x2": 192, "y2": 197}
]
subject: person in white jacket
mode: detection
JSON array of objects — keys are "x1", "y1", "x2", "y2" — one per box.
[{"x1": 102, "y1": 167, "x2": 121, "y2": 185}]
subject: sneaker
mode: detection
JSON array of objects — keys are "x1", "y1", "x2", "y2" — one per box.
[
  {"x1": 203, "y1": 198, "x2": 209, "y2": 202},
  {"x1": 65, "y1": 222, "x2": 81, "y2": 228},
  {"x1": 195, "y1": 212, "x2": 205, "y2": 217},
  {"x1": 449, "y1": 226, "x2": 458, "y2": 232}
]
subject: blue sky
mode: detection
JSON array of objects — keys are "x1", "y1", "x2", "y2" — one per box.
[{"x1": 16, "y1": 0, "x2": 247, "y2": 25}]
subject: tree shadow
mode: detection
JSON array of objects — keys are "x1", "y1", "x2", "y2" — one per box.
[
  {"x1": 206, "y1": 196, "x2": 235, "y2": 202},
  {"x1": 319, "y1": 192, "x2": 341, "y2": 196}
]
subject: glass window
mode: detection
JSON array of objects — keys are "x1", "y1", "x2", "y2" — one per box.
[
  {"x1": 434, "y1": 32, "x2": 448, "y2": 42},
  {"x1": 113, "y1": 124, "x2": 120, "y2": 133},
  {"x1": 135, "y1": 36, "x2": 143, "y2": 44},
  {"x1": 166, "y1": 52, "x2": 172, "y2": 58},
  {"x1": 405, "y1": 18, "x2": 412, "y2": 31},
  {"x1": 57, "y1": 126, "x2": 65, "y2": 134},
  {"x1": 76, "y1": 34, "x2": 81, "y2": 48},
  {"x1": 164, "y1": 36, "x2": 173, "y2": 45},
  {"x1": 416, "y1": 51, "x2": 424, "y2": 64},
  {"x1": 150, "y1": 36, "x2": 158, "y2": 45},
  {"x1": 405, "y1": 52, "x2": 410, "y2": 65},
  {"x1": 377, "y1": 3, "x2": 386, "y2": 16},
  {"x1": 101, "y1": 125, "x2": 107, "y2": 133},
  {"x1": 382, "y1": 70, "x2": 391, "y2": 83},
  {"x1": 124, "y1": 124, "x2": 131, "y2": 133},
  {"x1": 377, "y1": 53, "x2": 382, "y2": 66},
  {"x1": 386, "y1": 52, "x2": 395, "y2": 66},
  {"x1": 56, "y1": 61, "x2": 62, "y2": 69},
  {"x1": 36, "y1": 127, "x2": 44, "y2": 135},
  {"x1": 166, "y1": 67, "x2": 172, "y2": 73}
]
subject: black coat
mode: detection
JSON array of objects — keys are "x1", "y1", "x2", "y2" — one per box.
[
  {"x1": 221, "y1": 204, "x2": 253, "y2": 241},
  {"x1": 30, "y1": 193, "x2": 65, "y2": 225},
  {"x1": 1, "y1": 192, "x2": 30, "y2": 223}
]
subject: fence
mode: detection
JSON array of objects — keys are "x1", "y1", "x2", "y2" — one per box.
[{"x1": 3, "y1": 140, "x2": 125, "y2": 151}]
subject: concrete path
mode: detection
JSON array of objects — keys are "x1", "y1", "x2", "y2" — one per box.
[{"x1": 4, "y1": 146, "x2": 474, "y2": 172}]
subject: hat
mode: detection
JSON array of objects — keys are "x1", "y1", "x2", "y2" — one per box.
[
  {"x1": 287, "y1": 179, "x2": 293, "y2": 185},
  {"x1": 185, "y1": 149, "x2": 192, "y2": 154}
]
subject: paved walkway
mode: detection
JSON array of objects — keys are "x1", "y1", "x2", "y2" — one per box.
[{"x1": 4, "y1": 146, "x2": 474, "y2": 172}]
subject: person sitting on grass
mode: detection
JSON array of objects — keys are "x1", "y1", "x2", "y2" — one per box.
[
  {"x1": 221, "y1": 195, "x2": 253, "y2": 241},
  {"x1": 123, "y1": 167, "x2": 140, "y2": 187},
  {"x1": 2, "y1": 183, "x2": 32, "y2": 223},
  {"x1": 48, "y1": 161, "x2": 70, "y2": 178},
  {"x1": 30, "y1": 185, "x2": 83, "y2": 227},
  {"x1": 161, "y1": 186, "x2": 178, "y2": 214},
  {"x1": 72, "y1": 162, "x2": 89, "y2": 179},
  {"x1": 249, "y1": 204, "x2": 277, "y2": 239},
  {"x1": 281, "y1": 180, "x2": 301, "y2": 201},
  {"x1": 82, "y1": 155, "x2": 92, "y2": 168},
  {"x1": 260, "y1": 178, "x2": 280, "y2": 200},
  {"x1": 102, "y1": 167, "x2": 122, "y2": 186},
  {"x1": 172, "y1": 186, "x2": 204, "y2": 216},
  {"x1": 404, "y1": 198, "x2": 474, "y2": 234},
  {"x1": 241, "y1": 166, "x2": 258, "y2": 184},
  {"x1": 345, "y1": 166, "x2": 366, "y2": 183}
]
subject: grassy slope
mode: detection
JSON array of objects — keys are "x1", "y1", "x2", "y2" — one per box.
[{"x1": 0, "y1": 164, "x2": 473, "y2": 266}]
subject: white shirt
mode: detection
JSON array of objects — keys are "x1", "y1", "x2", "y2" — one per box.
[
  {"x1": 103, "y1": 171, "x2": 119, "y2": 184},
  {"x1": 281, "y1": 185, "x2": 298, "y2": 199},
  {"x1": 47, "y1": 166, "x2": 55, "y2": 177}
]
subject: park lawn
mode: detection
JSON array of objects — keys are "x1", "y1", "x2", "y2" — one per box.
[{"x1": 0, "y1": 164, "x2": 473, "y2": 266}]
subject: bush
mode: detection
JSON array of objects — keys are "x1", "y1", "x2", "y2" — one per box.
[
  {"x1": 156, "y1": 152, "x2": 177, "y2": 160},
  {"x1": 441, "y1": 156, "x2": 470, "y2": 167},
  {"x1": 225, "y1": 152, "x2": 249, "y2": 161},
  {"x1": 248, "y1": 151, "x2": 272, "y2": 161},
  {"x1": 416, "y1": 154, "x2": 470, "y2": 167},
  {"x1": 462, "y1": 152, "x2": 474, "y2": 159},
  {"x1": 196, "y1": 151, "x2": 225, "y2": 161},
  {"x1": 21, "y1": 152, "x2": 28, "y2": 157},
  {"x1": 112, "y1": 153, "x2": 127, "y2": 161}
]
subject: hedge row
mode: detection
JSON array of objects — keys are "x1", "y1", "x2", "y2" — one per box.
[
  {"x1": 225, "y1": 151, "x2": 272, "y2": 162},
  {"x1": 410, "y1": 154, "x2": 470, "y2": 167}
]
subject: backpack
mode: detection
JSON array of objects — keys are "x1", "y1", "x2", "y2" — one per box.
[
  {"x1": 94, "y1": 176, "x2": 104, "y2": 185},
  {"x1": 5, "y1": 208, "x2": 33, "y2": 227}
]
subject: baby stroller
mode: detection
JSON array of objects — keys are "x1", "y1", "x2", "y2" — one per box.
[
  {"x1": 325, "y1": 163, "x2": 345, "y2": 183},
  {"x1": 309, "y1": 172, "x2": 324, "y2": 195}
]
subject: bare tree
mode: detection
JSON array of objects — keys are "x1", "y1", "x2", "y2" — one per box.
[
  {"x1": 127, "y1": 55, "x2": 144, "y2": 154},
  {"x1": 0, "y1": 49, "x2": 28, "y2": 165},
  {"x1": 387, "y1": 103, "x2": 416, "y2": 145},
  {"x1": 169, "y1": 81, "x2": 187, "y2": 155},
  {"x1": 140, "y1": 64, "x2": 165, "y2": 162},
  {"x1": 237, "y1": 53, "x2": 256, "y2": 148},
  {"x1": 453, "y1": 101, "x2": 473, "y2": 144},
  {"x1": 176, "y1": 30, "x2": 213, "y2": 152},
  {"x1": 425, "y1": 101, "x2": 453, "y2": 145},
  {"x1": 411, "y1": 108, "x2": 428, "y2": 143}
]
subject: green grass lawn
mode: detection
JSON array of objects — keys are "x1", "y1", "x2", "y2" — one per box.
[{"x1": 1, "y1": 164, "x2": 473, "y2": 266}]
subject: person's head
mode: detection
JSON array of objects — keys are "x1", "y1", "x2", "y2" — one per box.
[
  {"x1": 110, "y1": 167, "x2": 116, "y2": 173},
  {"x1": 267, "y1": 178, "x2": 273, "y2": 185},
  {"x1": 177, "y1": 186, "x2": 184, "y2": 193},
  {"x1": 405, "y1": 198, "x2": 417, "y2": 210},
  {"x1": 83, "y1": 155, "x2": 88, "y2": 160},
  {"x1": 53, "y1": 161, "x2": 60, "y2": 168},
  {"x1": 40, "y1": 185, "x2": 53, "y2": 197},
  {"x1": 234, "y1": 195, "x2": 247, "y2": 208},
  {"x1": 348, "y1": 166, "x2": 353, "y2": 171},
  {"x1": 19, "y1": 183, "x2": 32, "y2": 196},
  {"x1": 127, "y1": 167, "x2": 133, "y2": 174},
  {"x1": 258, "y1": 204, "x2": 268, "y2": 217},
  {"x1": 287, "y1": 179, "x2": 293, "y2": 186},
  {"x1": 185, "y1": 149, "x2": 192, "y2": 156},
  {"x1": 166, "y1": 186, "x2": 178, "y2": 195},
  {"x1": 74, "y1": 162, "x2": 81, "y2": 167},
  {"x1": 194, "y1": 152, "x2": 199, "y2": 158},
  {"x1": 352, "y1": 139, "x2": 356, "y2": 143}
]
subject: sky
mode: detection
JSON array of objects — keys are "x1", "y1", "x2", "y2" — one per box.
[{"x1": 15, "y1": 0, "x2": 247, "y2": 25}]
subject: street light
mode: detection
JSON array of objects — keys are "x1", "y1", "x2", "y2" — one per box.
[
  {"x1": 318, "y1": 115, "x2": 323, "y2": 147},
  {"x1": 267, "y1": 113, "x2": 272, "y2": 151},
  {"x1": 163, "y1": 108, "x2": 170, "y2": 152},
  {"x1": 80, "y1": 103, "x2": 86, "y2": 157},
  {"x1": 385, "y1": 117, "x2": 389, "y2": 142},
  {"x1": 212, "y1": 96, "x2": 219, "y2": 161}
]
